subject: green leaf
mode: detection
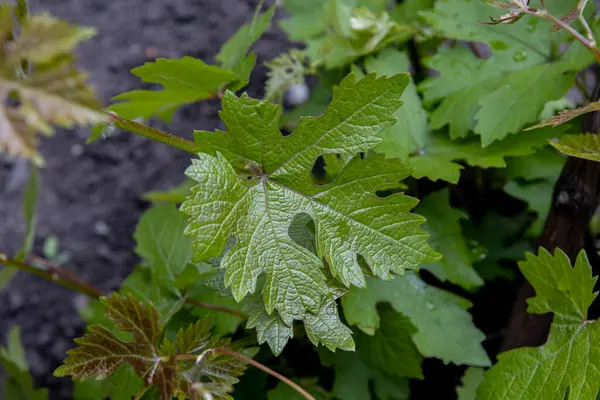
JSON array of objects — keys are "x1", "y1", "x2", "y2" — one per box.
[
  {"x1": 0, "y1": 12, "x2": 106, "y2": 164},
  {"x1": 134, "y1": 204, "x2": 194, "y2": 283},
  {"x1": 527, "y1": 99, "x2": 600, "y2": 130},
  {"x1": 143, "y1": 179, "x2": 194, "y2": 204},
  {"x1": 456, "y1": 367, "x2": 484, "y2": 400},
  {"x1": 281, "y1": 0, "x2": 412, "y2": 69},
  {"x1": 419, "y1": 0, "x2": 592, "y2": 144},
  {"x1": 462, "y1": 212, "x2": 530, "y2": 282},
  {"x1": 267, "y1": 378, "x2": 329, "y2": 400},
  {"x1": 0, "y1": 266, "x2": 17, "y2": 294},
  {"x1": 109, "y1": 57, "x2": 238, "y2": 121},
  {"x1": 265, "y1": 49, "x2": 307, "y2": 103},
  {"x1": 188, "y1": 284, "x2": 244, "y2": 336},
  {"x1": 549, "y1": 133, "x2": 600, "y2": 162},
  {"x1": 478, "y1": 248, "x2": 600, "y2": 399},
  {"x1": 364, "y1": 48, "x2": 428, "y2": 160},
  {"x1": 73, "y1": 365, "x2": 142, "y2": 400},
  {"x1": 417, "y1": 189, "x2": 483, "y2": 289},
  {"x1": 184, "y1": 73, "x2": 440, "y2": 352},
  {"x1": 244, "y1": 299, "x2": 293, "y2": 356},
  {"x1": 355, "y1": 305, "x2": 422, "y2": 379},
  {"x1": 216, "y1": 5, "x2": 275, "y2": 72},
  {"x1": 342, "y1": 274, "x2": 490, "y2": 366},
  {"x1": 15, "y1": 164, "x2": 38, "y2": 261},
  {"x1": 321, "y1": 349, "x2": 410, "y2": 400},
  {"x1": 6, "y1": 13, "x2": 95, "y2": 64},
  {"x1": 56, "y1": 293, "x2": 252, "y2": 400},
  {"x1": 505, "y1": 180, "x2": 554, "y2": 236},
  {"x1": 408, "y1": 127, "x2": 558, "y2": 183},
  {"x1": 0, "y1": 326, "x2": 49, "y2": 400}
]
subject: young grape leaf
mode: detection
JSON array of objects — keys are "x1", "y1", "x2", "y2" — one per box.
[
  {"x1": 0, "y1": 326, "x2": 49, "y2": 400},
  {"x1": 456, "y1": 367, "x2": 484, "y2": 400},
  {"x1": 417, "y1": 189, "x2": 483, "y2": 289},
  {"x1": 364, "y1": 48, "x2": 428, "y2": 161},
  {"x1": 265, "y1": 49, "x2": 307, "y2": 103},
  {"x1": 478, "y1": 248, "x2": 600, "y2": 399},
  {"x1": 527, "y1": 100, "x2": 600, "y2": 130},
  {"x1": 549, "y1": 133, "x2": 600, "y2": 162},
  {"x1": 0, "y1": 8, "x2": 107, "y2": 164},
  {"x1": 134, "y1": 204, "x2": 194, "y2": 283},
  {"x1": 56, "y1": 293, "x2": 252, "y2": 400},
  {"x1": 108, "y1": 57, "x2": 239, "y2": 121},
  {"x1": 342, "y1": 274, "x2": 490, "y2": 366},
  {"x1": 216, "y1": 5, "x2": 275, "y2": 73},
  {"x1": 184, "y1": 73, "x2": 440, "y2": 352},
  {"x1": 420, "y1": 0, "x2": 593, "y2": 145},
  {"x1": 280, "y1": 0, "x2": 412, "y2": 69},
  {"x1": 320, "y1": 349, "x2": 410, "y2": 400},
  {"x1": 355, "y1": 305, "x2": 423, "y2": 379}
]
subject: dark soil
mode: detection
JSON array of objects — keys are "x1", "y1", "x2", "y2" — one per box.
[{"x1": 0, "y1": 0, "x2": 289, "y2": 397}]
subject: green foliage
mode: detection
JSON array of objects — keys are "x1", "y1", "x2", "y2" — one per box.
[
  {"x1": 56, "y1": 293, "x2": 253, "y2": 400},
  {"x1": 265, "y1": 49, "x2": 308, "y2": 103},
  {"x1": 109, "y1": 57, "x2": 239, "y2": 121},
  {"x1": 549, "y1": 133, "x2": 600, "y2": 162},
  {"x1": 456, "y1": 368, "x2": 485, "y2": 400},
  {"x1": 0, "y1": 6, "x2": 106, "y2": 163},
  {"x1": 417, "y1": 189, "x2": 483, "y2": 289},
  {"x1": 342, "y1": 274, "x2": 490, "y2": 366},
  {"x1": 0, "y1": 326, "x2": 49, "y2": 400},
  {"x1": 420, "y1": 0, "x2": 592, "y2": 145},
  {"x1": 478, "y1": 249, "x2": 600, "y2": 399},
  {"x1": 183, "y1": 73, "x2": 440, "y2": 354},
  {"x1": 280, "y1": 0, "x2": 413, "y2": 68}
]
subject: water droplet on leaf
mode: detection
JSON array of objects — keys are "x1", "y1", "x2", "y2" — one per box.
[
  {"x1": 513, "y1": 50, "x2": 528, "y2": 62},
  {"x1": 426, "y1": 302, "x2": 436, "y2": 311}
]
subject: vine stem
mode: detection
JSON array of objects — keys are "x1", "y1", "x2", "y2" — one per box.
[
  {"x1": 0, "y1": 255, "x2": 244, "y2": 318},
  {"x1": 0, "y1": 255, "x2": 102, "y2": 299},
  {"x1": 107, "y1": 112, "x2": 197, "y2": 155},
  {"x1": 175, "y1": 349, "x2": 317, "y2": 400}
]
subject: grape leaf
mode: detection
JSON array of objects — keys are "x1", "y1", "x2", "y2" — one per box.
[
  {"x1": 355, "y1": 304, "x2": 423, "y2": 379},
  {"x1": 184, "y1": 73, "x2": 440, "y2": 352},
  {"x1": 265, "y1": 49, "x2": 307, "y2": 103},
  {"x1": 143, "y1": 179, "x2": 194, "y2": 204},
  {"x1": 417, "y1": 189, "x2": 483, "y2": 289},
  {"x1": 109, "y1": 57, "x2": 239, "y2": 121},
  {"x1": 364, "y1": 48, "x2": 428, "y2": 161},
  {"x1": 267, "y1": 378, "x2": 329, "y2": 400},
  {"x1": 0, "y1": 8, "x2": 107, "y2": 164},
  {"x1": 456, "y1": 367, "x2": 484, "y2": 400},
  {"x1": 342, "y1": 274, "x2": 490, "y2": 366},
  {"x1": 216, "y1": 5, "x2": 275, "y2": 72},
  {"x1": 134, "y1": 204, "x2": 194, "y2": 283},
  {"x1": 280, "y1": 0, "x2": 412, "y2": 69},
  {"x1": 408, "y1": 128, "x2": 557, "y2": 183},
  {"x1": 73, "y1": 365, "x2": 142, "y2": 400},
  {"x1": 527, "y1": 100, "x2": 600, "y2": 130},
  {"x1": 56, "y1": 293, "x2": 252, "y2": 400},
  {"x1": 0, "y1": 326, "x2": 49, "y2": 400},
  {"x1": 549, "y1": 133, "x2": 600, "y2": 162},
  {"x1": 419, "y1": 0, "x2": 593, "y2": 145},
  {"x1": 478, "y1": 248, "x2": 600, "y2": 399},
  {"x1": 320, "y1": 349, "x2": 410, "y2": 400}
]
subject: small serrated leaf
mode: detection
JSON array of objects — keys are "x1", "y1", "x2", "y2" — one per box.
[{"x1": 549, "y1": 133, "x2": 600, "y2": 162}]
